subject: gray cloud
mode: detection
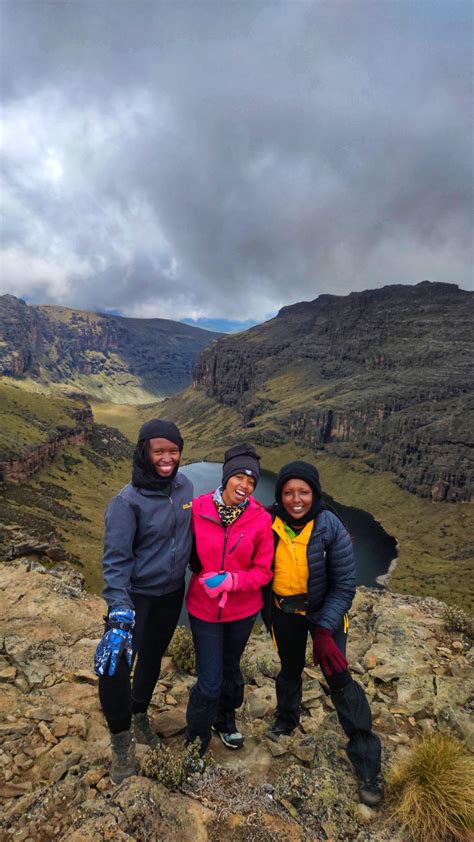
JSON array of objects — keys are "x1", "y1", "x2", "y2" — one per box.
[{"x1": 1, "y1": 0, "x2": 472, "y2": 321}]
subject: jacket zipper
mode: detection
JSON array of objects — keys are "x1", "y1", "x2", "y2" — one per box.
[
  {"x1": 217, "y1": 525, "x2": 232, "y2": 622},
  {"x1": 169, "y1": 496, "x2": 176, "y2": 577}
]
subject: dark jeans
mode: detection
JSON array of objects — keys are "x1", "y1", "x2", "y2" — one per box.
[
  {"x1": 99, "y1": 586, "x2": 184, "y2": 734},
  {"x1": 272, "y1": 607, "x2": 381, "y2": 780},
  {"x1": 186, "y1": 613, "x2": 256, "y2": 751}
]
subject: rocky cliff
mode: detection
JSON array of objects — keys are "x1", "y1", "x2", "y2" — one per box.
[
  {"x1": 0, "y1": 296, "x2": 221, "y2": 402},
  {"x1": 0, "y1": 380, "x2": 94, "y2": 484},
  {"x1": 193, "y1": 282, "x2": 473, "y2": 502},
  {"x1": 0, "y1": 558, "x2": 472, "y2": 841}
]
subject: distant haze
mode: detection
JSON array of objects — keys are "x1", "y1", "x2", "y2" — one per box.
[{"x1": 1, "y1": 0, "x2": 472, "y2": 325}]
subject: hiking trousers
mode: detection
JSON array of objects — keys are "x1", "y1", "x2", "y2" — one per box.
[
  {"x1": 272, "y1": 607, "x2": 381, "y2": 781},
  {"x1": 99, "y1": 586, "x2": 184, "y2": 734},
  {"x1": 186, "y1": 613, "x2": 256, "y2": 752}
]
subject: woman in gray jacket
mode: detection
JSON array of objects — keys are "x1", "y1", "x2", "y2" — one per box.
[{"x1": 94, "y1": 418, "x2": 193, "y2": 783}]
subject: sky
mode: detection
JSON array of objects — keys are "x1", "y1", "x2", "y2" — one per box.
[{"x1": 1, "y1": 0, "x2": 473, "y2": 330}]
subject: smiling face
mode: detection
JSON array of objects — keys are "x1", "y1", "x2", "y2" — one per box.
[
  {"x1": 148, "y1": 437, "x2": 181, "y2": 478},
  {"x1": 281, "y1": 478, "x2": 313, "y2": 519},
  {"x1": 222, "y1": 472, "x2": 256, "y2": 506}
]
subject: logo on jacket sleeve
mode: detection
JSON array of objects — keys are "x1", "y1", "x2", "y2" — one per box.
[{"x1": 182, "y1": 501, "x2": 192, "y2": 509}]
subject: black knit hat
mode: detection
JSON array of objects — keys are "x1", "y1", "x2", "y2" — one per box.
[
  {"x1": 137, "y1": 419, "x2": 183, "y2": 451},
  {"x1": 222, "y1": 442, "x2": 261, "y2": 488},
  {"x1": 275, "y1": 460, "x2": 321, "y2": 503}
]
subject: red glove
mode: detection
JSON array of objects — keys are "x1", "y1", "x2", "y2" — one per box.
[{"x1": 312, "y1": 626, "x2": 348, "y2": 676}]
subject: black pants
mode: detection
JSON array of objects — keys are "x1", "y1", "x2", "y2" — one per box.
[
  {"x1": 99, "y1": 586, "x2": 184, "y2": 734},
  {"x1": 272, "y1": 607, "x2": 381, "y2": 780},
  {"x1": 186, "y1": 613, "x2": 256, "y2": 752}
]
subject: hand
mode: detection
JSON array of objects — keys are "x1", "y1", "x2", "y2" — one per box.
[
  {"x1": 199, "y1": 571, "x2": 237, "y2": 599},
  {"x1": 94, "y1": 607, "x2": 135, "y2": 677},
  {"x1": 312, "y1": 626, "x2": 348, "y2": 676}
]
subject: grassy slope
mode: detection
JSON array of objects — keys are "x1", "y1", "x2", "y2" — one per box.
[
  {"x1": 0, "y1": 379, "x2": 131, "y2": 593},
  {"x1": 1, "y1": 436, "x2": 131, "y2": 594},
  {"x1": 0, "y1": 378, "x2": 90, "y2": 459},
  {"x1": 90, "y1": 400, "x2": 153, "y2": 442}
]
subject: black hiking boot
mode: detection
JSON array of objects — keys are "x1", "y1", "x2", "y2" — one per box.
[
  {"x1": 132, "y1": 711, "x2": 161, "y2": 749},
  {"x1": 357, "y1": 775, "x2": 383, "y2": 806}
]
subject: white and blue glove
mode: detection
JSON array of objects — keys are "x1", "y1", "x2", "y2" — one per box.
[{"x1": 94, "y1": 607, "x2": 135, "y2": 677}]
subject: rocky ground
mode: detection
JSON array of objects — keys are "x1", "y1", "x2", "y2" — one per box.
[{"x1": 0, "y1": 559, "x2": 472, "y2": 841}]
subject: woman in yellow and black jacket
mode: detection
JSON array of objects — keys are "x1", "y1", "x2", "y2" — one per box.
[{"x1": 264, "y1": 460, "x2": 382, "y2": 806}]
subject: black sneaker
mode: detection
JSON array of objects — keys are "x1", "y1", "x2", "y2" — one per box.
[
  {"x1": 358, "y1": 775, "x2": 383, "y2": 806},
  {"x1": 214, "y1": 727, "x2": 245, "y2": 749},
  {"x1": 266, "y1": 720, "x2": 294, "y2": 741}
]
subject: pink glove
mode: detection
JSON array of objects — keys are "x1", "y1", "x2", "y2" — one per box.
[
  {"x1": 199, "y1": 571, "x2": 239, "y2": 608},
  {"x1": 312, "y1": 626, "x2": 348, "y2": 676},
  {"x1": 199, "y1": 571, "x2": 237, "y2": 597}
]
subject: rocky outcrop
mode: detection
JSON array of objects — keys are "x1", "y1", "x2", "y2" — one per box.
[
  {"x1": 0, "y1": 428, "x2": 90, "y2": 483},
  {"x1": 0, "y1": 295, "x2": 221, "y2": 398},
  {"x1": 0, "y1": 406, "x2": 93, "y2": 484},
  {"x1": 193, "y1": 282, "x2": 474, "y2": 502},
  {"x1": 0, "y1": 558, "x2": 472, "y2": 840}
]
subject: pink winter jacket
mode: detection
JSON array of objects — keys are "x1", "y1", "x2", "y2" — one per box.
[{"x1": 186, "y1": 492, "x2": 274, "y2": 623}]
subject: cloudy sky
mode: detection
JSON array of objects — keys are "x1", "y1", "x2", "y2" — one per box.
[{"x1": 1, "y1": 0, "x2": 472, "y2": 329}]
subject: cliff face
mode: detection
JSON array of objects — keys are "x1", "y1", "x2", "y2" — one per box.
[
  {"x1": 0, "y1": 426, "x2": 90, "y2": 483},
  {"x1": 0, "y1": 380, "x2": 94, "y2": 483},
  {"x1": 193, "y1": 282, "x2": 473, "y2": 502},
  {"x1": 0, "y1": 295, "x2": 221, "y2": 400}
]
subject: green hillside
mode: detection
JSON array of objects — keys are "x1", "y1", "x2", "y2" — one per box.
[{"x1": 0, "y1": 378, "x2": 92, "y2": 461}]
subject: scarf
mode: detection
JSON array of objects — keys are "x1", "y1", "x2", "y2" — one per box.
[
  {"x1": 213, "y1": 486, "x2": 248, "y2": 527},
  {"x1": 131, "y1": 440, "x2": 176, "y2": 493}
]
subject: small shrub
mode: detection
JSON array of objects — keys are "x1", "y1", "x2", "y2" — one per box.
[
  {"x1": 240, "y1": 650, "x2": 258, "y2": 684},
  {"x1": 256, "y1": 655, "x2": 278, "y2": 679},
  {"x1": 387, "y1": 734, "x2": 474, "y2": 842},
  {"x1": 141, "y1": 739, "x2": 204, "y2": 789},
  {"x1": 168, "y1": 625, "x2": 195, "y2": 672},
  {"x1": 443, "y1": 606, "x2": 473, "y2": 639}
]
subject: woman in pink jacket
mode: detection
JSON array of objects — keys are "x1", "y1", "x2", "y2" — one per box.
[{"x1": 185, "y1": 443, "x2": 273, "y2": 755}]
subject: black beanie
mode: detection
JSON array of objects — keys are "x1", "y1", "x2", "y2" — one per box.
[
  {"x1": 275, "y1": 460, "x2": 321, "y2": 503},
  {"x1": 137, "y1": 419, "x2": 184, "y2": 451},
  {"x1": 222, "y1": 442, "x2": 261, "y2": 488}
]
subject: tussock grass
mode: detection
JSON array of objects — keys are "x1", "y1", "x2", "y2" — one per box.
[
  {"x1": 387, "y1": 734, "x2": 474, "y2": 842},
  {"x1": 444, "y1": 605, "x2": 473, "y2": 640}
]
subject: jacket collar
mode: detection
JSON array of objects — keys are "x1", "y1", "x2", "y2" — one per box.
[
  {"x1": 196, "y1": 491, "x2": 263, "y2": 522},
  {"x1": 135, "y1": 471, "x2": 185, "y2": 497}
]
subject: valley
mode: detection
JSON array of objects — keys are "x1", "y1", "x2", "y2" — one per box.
[{"x1": 0, "y1": 282, "x2": 472, "y2": 612}]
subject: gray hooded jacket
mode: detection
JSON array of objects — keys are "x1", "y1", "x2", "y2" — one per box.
[{"x1": 102, "y1": 472, "x2": 193, "y2": 610}]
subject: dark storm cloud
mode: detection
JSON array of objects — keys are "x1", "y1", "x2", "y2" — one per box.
[{"x1": 1, "y1": 0, "x2": 472, "y2": 321}]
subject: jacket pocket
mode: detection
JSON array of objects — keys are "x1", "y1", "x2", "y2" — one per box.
[{"x1": 228, "y1": 532, "x2": 245, "y2": 555}]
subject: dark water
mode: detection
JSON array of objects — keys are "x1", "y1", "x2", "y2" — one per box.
[{"x1": 181, "y1": 462, "x2": 397, "y2": 587}]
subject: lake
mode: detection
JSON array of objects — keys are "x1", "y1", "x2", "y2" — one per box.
[{"x1": 180, "y1": 461, "x2": 397, "y2": 587}]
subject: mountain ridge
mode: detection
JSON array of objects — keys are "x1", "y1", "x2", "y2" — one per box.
[
  {"x1": 0, "y1": 295, "x2": 222, "y2": 403},
  {"x1": 192, "y1": 281, "x2": 473, "y2": 503}
]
